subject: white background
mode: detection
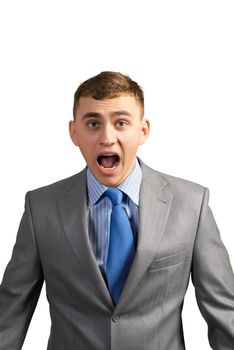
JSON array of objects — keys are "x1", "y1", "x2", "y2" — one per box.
[{"x1": 0, "y1": 1, "x2": 234, "y2": 349}]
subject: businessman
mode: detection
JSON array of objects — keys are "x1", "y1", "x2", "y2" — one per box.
[{"x1": 0, "y1": 71, "x2": 234, "y2": 349}]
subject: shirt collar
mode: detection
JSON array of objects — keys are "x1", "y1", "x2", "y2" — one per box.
[{"x1": 87, "y1": 158, "x2": 142, "y2": 207}]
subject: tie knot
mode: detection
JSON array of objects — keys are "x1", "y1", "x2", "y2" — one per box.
[{"x1": 105, "y1": 188, "x2": 123, "y2": 206}]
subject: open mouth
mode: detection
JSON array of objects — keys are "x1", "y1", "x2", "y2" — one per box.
[{"x1": 97, "y1": 154, "x2": 120, "y2": 169}]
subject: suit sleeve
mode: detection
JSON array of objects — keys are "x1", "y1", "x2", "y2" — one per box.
[
  {"x1": 0, "y1": 192, "x2": 44, "y2": 349},
  {"x1": 192, "y1": 187, "x2": 234, "y2": 349}
]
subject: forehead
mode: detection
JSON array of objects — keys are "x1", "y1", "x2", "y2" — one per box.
[{"x1": 76, "y1": 95, "x2": 142, "y2": 117}]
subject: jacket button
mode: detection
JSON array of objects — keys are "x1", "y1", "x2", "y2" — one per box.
[{"x1": 112, "y1": 314, "x2": 119, "y2": 322}]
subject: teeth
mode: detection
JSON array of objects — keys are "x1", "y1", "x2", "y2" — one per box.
[
  {"x1": 101, "y1": 154, "x2": 115, "y2": 156},
  {"x1": 100, "y1": 165, "x2": 117, "y2": 169}
]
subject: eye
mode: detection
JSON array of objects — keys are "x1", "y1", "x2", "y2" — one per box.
[
  {"x1": 87, "y1": 120, "x2": 99, "y2": 129},
  {"x1": 116, "y1": 120, "x2": 127, "y2": 128}
]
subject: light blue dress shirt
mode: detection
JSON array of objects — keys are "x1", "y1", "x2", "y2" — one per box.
[{"x1": 87, "y1": 159, "x2": 142, "y2": 275}]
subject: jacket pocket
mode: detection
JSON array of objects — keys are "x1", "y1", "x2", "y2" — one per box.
[{"x1": 147, "y1": 250, "x2": 187, "y2": 272}]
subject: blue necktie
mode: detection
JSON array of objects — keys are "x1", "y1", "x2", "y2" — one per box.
[{"x1": 105, "y1": 188, "x2": 135, "y2": 303}]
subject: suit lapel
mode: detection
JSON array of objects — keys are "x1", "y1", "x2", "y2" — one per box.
[
  {"x1": 115, "y1": 161, "x2": 174, "y2": 310},
  {"x1": 58, "y1": 168, "x2": 113, "y2": 306}
]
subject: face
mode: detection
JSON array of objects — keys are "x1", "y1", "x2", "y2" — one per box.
[{"x1": 69, "y1": 95, "x2": 150, "y2": 187}]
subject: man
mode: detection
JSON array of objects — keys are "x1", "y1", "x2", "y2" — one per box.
[{"x1": 0, "y1": 71, "x2": 234, "y2": 349}]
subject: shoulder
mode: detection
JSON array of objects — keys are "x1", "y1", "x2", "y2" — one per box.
[
  {"x1": 158, "y1": 170, "x2": 205, "y2": 193},
  {"x1": 27, "y1": 168, "x2": 87, "y2": 204},
  {"x1": 139, "y1": 159, "x2": 207, "y2": 205}
]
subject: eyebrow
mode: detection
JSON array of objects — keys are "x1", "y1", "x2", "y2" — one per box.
[{"x1": 81, "y1": 110, "x2": 133, "y2": 120}]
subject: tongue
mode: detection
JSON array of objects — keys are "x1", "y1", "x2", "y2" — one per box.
[{"x1": 101, "y1": 155, "x2": 116, "y2": 168}]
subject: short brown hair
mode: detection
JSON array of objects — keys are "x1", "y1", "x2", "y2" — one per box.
[{"x1": 73, "y1": 71, "x2": 144, "y2": 119}]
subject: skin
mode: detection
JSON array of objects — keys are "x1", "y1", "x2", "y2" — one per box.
[{"x1": 69, "y1": 95, "x2": 150, "y2": 187}]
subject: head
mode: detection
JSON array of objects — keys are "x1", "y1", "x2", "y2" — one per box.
[{"x1": 69, "y1": 71, "x2": 150, "y2": 187}]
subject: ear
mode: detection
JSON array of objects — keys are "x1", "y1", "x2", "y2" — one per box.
[
  {"x1": 139, "y1": 118, "x2": 150, "y2": 145},
  {"x1": 69, "y1": 120, "x2": 79, "y2": 147}
]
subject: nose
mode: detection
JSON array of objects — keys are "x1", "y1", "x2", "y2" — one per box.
[{"x1": 99, "y1": 123, "x2": 117, "y2": 146}]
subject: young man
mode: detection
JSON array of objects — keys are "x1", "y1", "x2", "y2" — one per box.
[{"x1": 0, "y1": 71, "x2": 234, "y2": 349}]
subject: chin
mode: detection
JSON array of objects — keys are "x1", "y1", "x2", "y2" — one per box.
[
  {"x1": 94, "y1": 173, "x2": 122, "y2": 187},
  {"x1": 99, "y1": 177, "x2": 120, "y2": 188}
]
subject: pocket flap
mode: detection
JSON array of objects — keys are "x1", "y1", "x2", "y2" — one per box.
[{"x1": 148, "y1": 250, "x2": 187, "y2": 271}]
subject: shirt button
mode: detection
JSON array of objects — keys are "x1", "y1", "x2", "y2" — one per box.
[{"x1": 112, "y1": 314, "x2": 119, "y2": 322}]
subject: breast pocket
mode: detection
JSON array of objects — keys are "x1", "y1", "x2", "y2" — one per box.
[{"x1": 147, "y1": 250, "x2": 187, "y2": 272}]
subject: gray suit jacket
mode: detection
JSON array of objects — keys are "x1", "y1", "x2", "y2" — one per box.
[{"x1": 0, "y1": 160, "x2": 234, "y2": 349}]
